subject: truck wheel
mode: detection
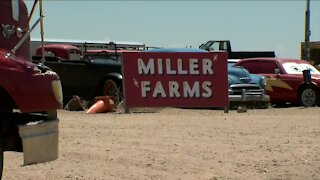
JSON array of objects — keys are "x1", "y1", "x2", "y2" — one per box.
[
  {"x1": 0, "y1": 91, "x2": 10, "y2": 180},
  {"x1": 103, "y1": 80, "x2": 121, "y2": 104},
  {"x1": 299, "y1": 86, "x2": 317, "y2": 107},
  {"x1": 0, "y1": 135, "x2": 3, "y2": 179}
]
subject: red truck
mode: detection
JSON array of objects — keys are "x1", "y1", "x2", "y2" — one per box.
[{"x1": 0, "y1": 0, "x2": 63, "y2": 178}]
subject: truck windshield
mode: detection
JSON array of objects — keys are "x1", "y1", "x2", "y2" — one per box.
[
  {"x1": 282, "y1": 62, "x2": 320, "y2": 75},
  {"x1": 199, "y1": 41, "x2": 213, "y2": 50},
  {"x1": 200, "y1": 41, "x2": 227, "y2": 51}
]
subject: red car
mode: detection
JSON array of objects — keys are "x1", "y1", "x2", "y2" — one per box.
[{"x1": 233, "y1": 58, "x2": 320, "y2": 107}]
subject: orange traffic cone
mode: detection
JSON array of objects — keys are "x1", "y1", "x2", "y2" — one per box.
[
  {"x1": 95, "y1": 96, "x2": 117, "y2": 105},
  {"x1": 86, "y1": 97, "x2": 114, "y2": 114}
]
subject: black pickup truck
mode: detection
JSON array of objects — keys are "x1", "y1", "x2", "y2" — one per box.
[
  {"x1": 32, "y1": 44, "x2": 123, "y2": 105},
  {"x1": 199, "y1": 40, "x2": 275, "y2": 59}
]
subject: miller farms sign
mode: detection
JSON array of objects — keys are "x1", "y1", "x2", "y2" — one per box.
[{"x1": 122, "y1": 51, "x2": 228, "y2": 108}]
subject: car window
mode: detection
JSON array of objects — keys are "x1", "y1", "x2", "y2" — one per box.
[
  {"x1": 69, "y1": 50, "x2": 82, "y2": 60},
  {"x1": 228, "y1": 63, "x2": 235, "y2": 67},
  {"x1": 236, "y1": 61, "x2": 260, "y2": 74},
  {"x1": 236, "y1": 60, "x2": 280, "y2": 74},
  {"x1": 282, "y1": 62, "x2": 320, "y2": 74},
  {"x1": 43, "y1": 51, "x2": 56, "y2": 57},
  {"x1": 299, "y1": 63, "x2": 320, "y2": 74},
  {"x1": 259, "y1": 61, "x2": 279, "y2": 74}
]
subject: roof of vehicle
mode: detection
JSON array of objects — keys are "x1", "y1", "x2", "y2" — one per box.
[
  {"x1": 144, "y1": 48, "x2": 208, "y2": 53},
  {"x1": 32, "y1": 38, "x2": 145, "y2": 46},
  {"x1": 239, "y1": 57, "x2": 311, "y2": 64},
  {"x1": 85, "y1": 49, "x2": 140, "y2": 54},
  {"x1": 227, "y1": 59, "x2": 241, "y2": 63},
  {"x1": 38, "y1": 44, "x2": 81, "y2": 51}
]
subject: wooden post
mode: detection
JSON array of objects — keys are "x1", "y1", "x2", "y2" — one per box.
[
  {"x1": 39, "y1": 0, "x2": 45, "y2": 65},
  {"x1": 304, "y1": 0, "x2": 311, "y2": 60}
]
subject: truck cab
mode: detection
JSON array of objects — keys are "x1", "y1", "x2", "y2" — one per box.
[
  {"x1": 199, "y1": 40, "x2": 232, "y2": 52},
  {"x1": 35, "y1": 44, "x2": 83, "y2": 60},
  {"x1": 0, "y1": 0, "x2": 63, "y2": 178},
  {"x1": 199, "y1": 40, "x2": 275, "y2": 59}
]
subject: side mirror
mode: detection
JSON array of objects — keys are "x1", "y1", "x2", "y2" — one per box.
[{"x1": 274, "y1": 68, "x2": 280, "y2": 75}]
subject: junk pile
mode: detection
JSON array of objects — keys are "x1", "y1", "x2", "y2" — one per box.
[
  {"x1": 64, "y1": 95, "x2": 117, "y2": 114},
  {"x1": 64, "y1": 95, "x2": 85, "y2": 111}
]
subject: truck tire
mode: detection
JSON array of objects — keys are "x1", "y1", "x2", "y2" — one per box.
[
  {"x1": 0, "y1": 135, "x2": 3, "y2": 180},
  {"x1": 0, "y1": 90, "x2": 12, "y2": 180},
  {"x1": 0, "y1": 114, "x2": 3, "y2": 179},
  {"x1": 299, "y1": 86, "x2": 318, "y2": 107},
  {"x1": 103, "y1": 80, "x2": 121, "y2": 104}
]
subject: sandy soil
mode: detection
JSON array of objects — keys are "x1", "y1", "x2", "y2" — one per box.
[{"x1": 3, "y1": 106, "x2": 320, "y2": 180}]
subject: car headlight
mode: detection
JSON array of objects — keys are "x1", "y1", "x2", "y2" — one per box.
[
  {"x1": 260, "y1": 76, "x2": 267, "y2": 88},
  {"x1": 52, "y1": 80, "x2": 63, "y2": 105}
]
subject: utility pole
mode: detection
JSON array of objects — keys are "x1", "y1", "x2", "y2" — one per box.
[
  {"x1": 304, "y1": 0, "x2": 311, "y2": 60},
  {"x1": 39, "y1": 0, "x2": 45, "y2": 65}
]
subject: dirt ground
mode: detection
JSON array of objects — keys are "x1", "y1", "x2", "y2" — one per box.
[{"x1": 3, "y1": 106, "x2": 320, "y2": 180}]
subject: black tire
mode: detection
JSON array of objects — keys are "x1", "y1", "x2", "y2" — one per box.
[
  {"x1": 0, "y1": 90, "x2": 11, "y2": 180},
  {"x1": 0, "y1": 134, "x2": 3, "y2": 180},
  {"x1": 299, "y1": 86, "x2": 318, "y2": 107},
  {"x1": 103, "y1": 80, "x2": 121, "y2": 104}
]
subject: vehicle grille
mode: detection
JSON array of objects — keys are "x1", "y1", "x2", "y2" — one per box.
[{"x1": 229, "y1": 84, "x2": 262, "y2": 95}]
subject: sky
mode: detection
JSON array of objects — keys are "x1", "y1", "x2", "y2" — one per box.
[{"x1": 25, "y1": 0, "x2": 320, "y2": 59}]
